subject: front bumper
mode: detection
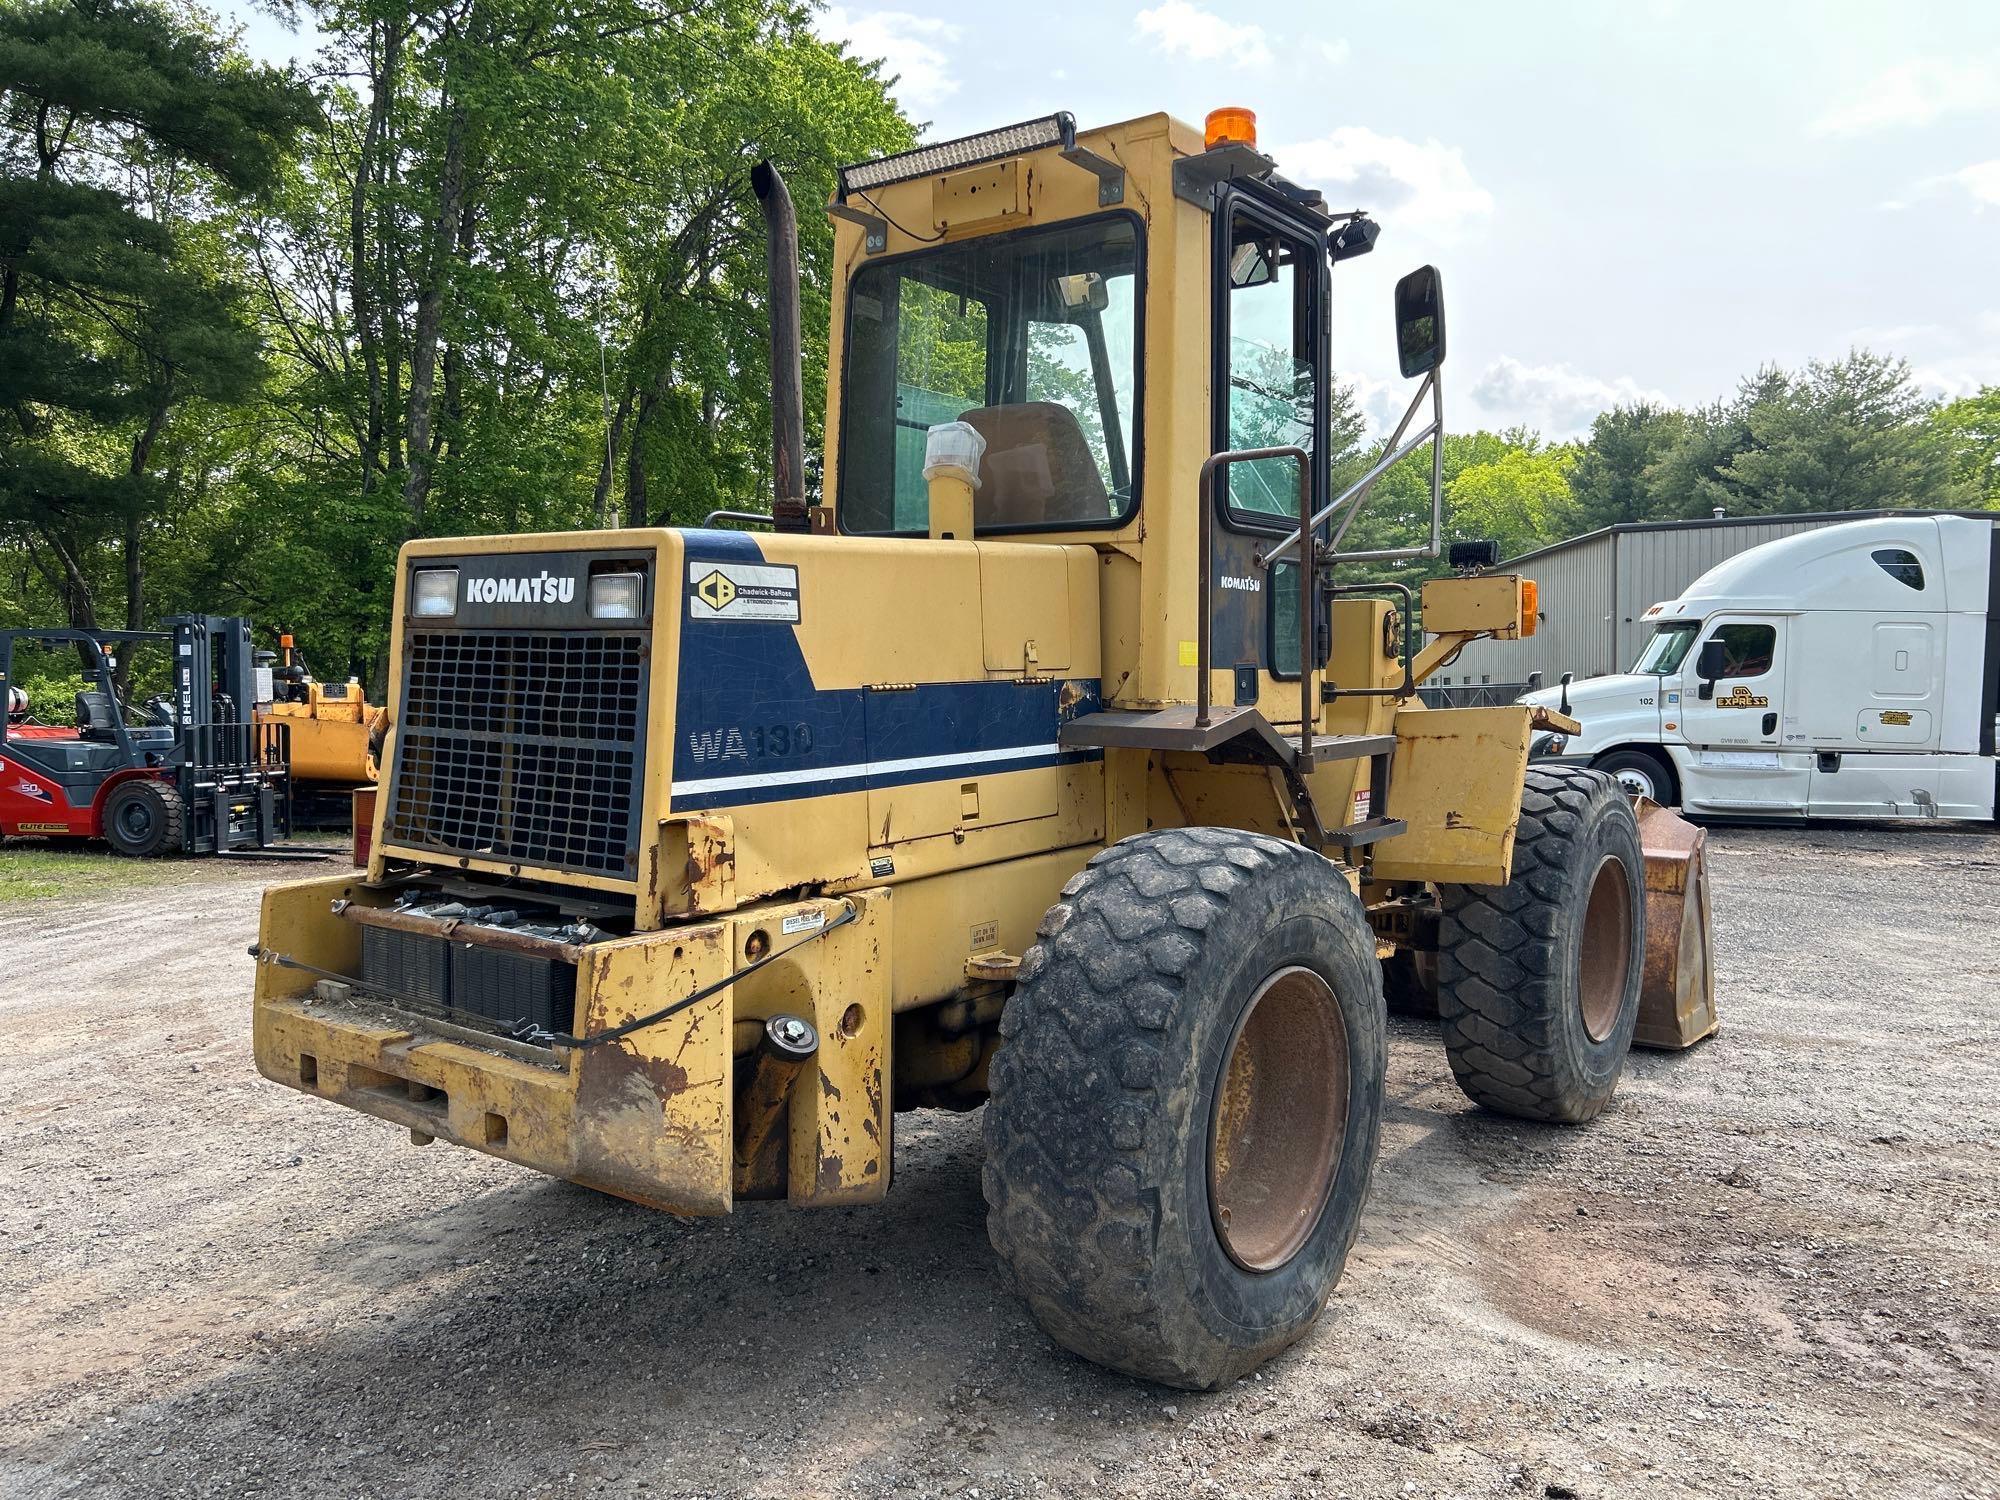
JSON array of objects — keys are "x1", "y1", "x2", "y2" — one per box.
[{"x1": 251, "y1": 873, "x2": 890, "y2": 1213}]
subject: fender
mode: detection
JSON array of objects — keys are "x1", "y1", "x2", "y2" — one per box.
[{"x1": 87, "y1": 766, "x2": 177, "y2": 837}]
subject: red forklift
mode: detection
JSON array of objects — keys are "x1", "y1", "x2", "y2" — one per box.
[{"x1": 0, "y1": 616, "x2": 291, "y2": 856}]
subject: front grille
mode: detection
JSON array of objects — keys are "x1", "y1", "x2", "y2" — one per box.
[{"x1": 384, "y1": 631, "x2": 647, "y2": 877}]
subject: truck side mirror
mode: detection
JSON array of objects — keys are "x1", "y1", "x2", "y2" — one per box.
[
  {"x1": 1695, "y1": 638, "x2": 1726, "y2": 700},
  {"x1": 1394, "y1": 265, "x2": 1445, "y2": 378}
]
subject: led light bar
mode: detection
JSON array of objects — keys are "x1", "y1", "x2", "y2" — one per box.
[{"x1": 838, "y1": 113, "x2": 1074, "y2": 198}]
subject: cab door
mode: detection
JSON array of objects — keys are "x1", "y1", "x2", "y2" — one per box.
[
  {"x1": 1206, "y1": 188, "x2": 1330, "y2": 726},
  {"x1": 1677, "y1": 615, "x2": 1809, "y2": 813}
]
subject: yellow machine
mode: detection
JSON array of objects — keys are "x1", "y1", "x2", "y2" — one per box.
[
  {"x1": 254, "y1": 633, "x2": 384, "y2": 823},
  {"x1": 251, "y1": 109, "x2": 1716, "y2": 1389}
]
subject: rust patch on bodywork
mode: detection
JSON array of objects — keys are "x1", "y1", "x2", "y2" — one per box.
[{"x1": 817, "y1": 1152, "x2": 846, "y2": 1194}]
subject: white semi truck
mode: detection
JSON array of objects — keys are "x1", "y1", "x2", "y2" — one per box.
[{"x1": 1523, "y1": 514, "x2": 1999, "y2": 821}]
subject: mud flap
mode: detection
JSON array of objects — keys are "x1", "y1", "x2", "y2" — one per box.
[{"x1": 1631, "y1": 798, "x2": 1719, "y2": 1050}]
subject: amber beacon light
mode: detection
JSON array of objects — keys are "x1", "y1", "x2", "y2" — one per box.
[{"x1": 1204, "y1": 106, "x2": 1257, "y2": 150}]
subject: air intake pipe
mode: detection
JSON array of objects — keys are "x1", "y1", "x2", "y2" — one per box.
[{"x1": 751, "y1": 160, "x2": 808, "y2": 533}]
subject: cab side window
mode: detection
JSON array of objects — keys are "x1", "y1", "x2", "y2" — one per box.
[
  {"x1": 1706, "y1": 623, "x2": 1775, "y2": 678},
  {"x1": 1871, "y1": 548, "x2": 1924, "y2": 591},
  {"x1": 1220, "y1": 210, "x2": 1316, "y2": 525}
]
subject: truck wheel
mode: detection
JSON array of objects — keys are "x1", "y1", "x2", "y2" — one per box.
[
  {"x1": 984, "y1": 827, "x2": 1385, "y2": 1390},
  {"x1": 103, "y1": 780, "x2": 186, "y2": 858},
  {"x1": 1436, "y1": 766, "x2": 1643, "y2": 1124},
  {"x1": 1594, "y1": 747, "x2": 1676, "y2": 805}
]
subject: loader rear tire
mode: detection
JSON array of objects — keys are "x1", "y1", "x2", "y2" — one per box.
[
  {"x1": 103, "y1": 779, "x2": 185, "y2": 858},
  {"x1": 1436, "y1": 765, "x2": 1643, "y2": 1123},
  {"x1": 983, "y1": 828, "x2": 1385, "y2": 1390}
]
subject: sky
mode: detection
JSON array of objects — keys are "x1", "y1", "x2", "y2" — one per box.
[{"x1": 222, "y1": 0, "x2": 2000, "y2": 440}]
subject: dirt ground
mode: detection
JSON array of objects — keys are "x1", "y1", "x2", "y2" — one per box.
[{"x1": 2, "y1": 825, "x2": 1996, "y2": 1500}]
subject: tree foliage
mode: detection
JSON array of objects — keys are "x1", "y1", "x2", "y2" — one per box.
[{"x1": 1, "y1": 0, "x2": 312, "y2": 668}]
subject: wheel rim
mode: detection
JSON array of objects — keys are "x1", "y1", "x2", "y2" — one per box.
[
  {"x1": 1578, "y1": 855, "x2": 1634, "y2": 1042},
  {"x1": 1208, "y1": 966, "x2": 1349, "y2": 1273},
  {"x1": 116, "y1": 797, "x2": 156, "y2": 843},
  {"x1": 1610, "y1": 765, "x2": 1656, "y2": 799}
]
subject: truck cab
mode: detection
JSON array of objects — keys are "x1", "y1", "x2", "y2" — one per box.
[{"x1": 1526, "y1": 515, "x2": 1999, "y2": 820}]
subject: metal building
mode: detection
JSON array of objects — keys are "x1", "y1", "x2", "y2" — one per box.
[{"x1": 1429, "y1": 510, "x2": 1973, "y2": 697}]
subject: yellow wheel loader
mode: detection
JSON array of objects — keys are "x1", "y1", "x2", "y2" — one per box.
[
  {"x1": 254, "y1": 632, "x2": 384, "y2": 828},
  {"x1": 250, "y1": 108, "x2": 1717, "y2": 1389}
]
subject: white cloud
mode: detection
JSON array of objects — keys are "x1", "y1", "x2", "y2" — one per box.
[
  {"x1": 1316, "y1": 38, "x2": 1351, "y2": 67},
  {"x1": 1945, "y1": 159, "x2": 2000, "y2": 208},
  {"x1": 1274, "y1": 127, "x2": 1493, "y2": 237},
  {"x1": 1135, "y1": 1, "x2": 1272, "y2": 68},
  {"x1": 1908, "y1": 356, "x2": 2000, "y2": 402},
  {"x1": 1886, "y1": 158, "x2": 2000, "y2": 214},
  {"x1": 814, "y1": 7, "x2": 962, "y2": 112},
  {"x1": 1811, "y1": 55, "x2": 2000, "y2": 137},
  {"x1": 1469, "y1": 357, "x2": 1673, "y2": 439}
]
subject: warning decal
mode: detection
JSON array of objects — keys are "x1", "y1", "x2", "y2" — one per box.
[{"x1": 688, "y1": 561, "x2": 800, "y2": 622}]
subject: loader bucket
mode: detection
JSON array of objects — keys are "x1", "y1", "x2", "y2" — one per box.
[{"x1": 1630, "y1": 798, "x2": 1718, "y2": 1050}]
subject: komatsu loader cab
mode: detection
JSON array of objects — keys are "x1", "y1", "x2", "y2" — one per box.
[{"x1": 251, "y1": 109, "x2": 1719, "y2": 1389}]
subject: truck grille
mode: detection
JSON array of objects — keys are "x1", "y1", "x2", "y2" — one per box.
[{"x1": 384, "y1": 631, "x2": 648, "y2": 878}]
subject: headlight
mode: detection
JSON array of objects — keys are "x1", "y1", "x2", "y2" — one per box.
[
  {"x1": 588, "y1": 573, "x2": 643, "y2": 619},
  {"x1": 411, "y1": 567, "x2": 458, "y2": 617}
]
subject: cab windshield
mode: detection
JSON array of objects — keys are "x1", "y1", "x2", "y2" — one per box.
[
  {"x1": 1634, "y1": 622, "x2": 1698, "y2": 674},
  {"x1": 838, "y1": 215, "x2": 1140, "y2": 534}
]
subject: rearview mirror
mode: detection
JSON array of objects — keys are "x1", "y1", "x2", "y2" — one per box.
[
  {"x1": 1393, "y1": 265, "x2": 1445, "y2": 379},
  {"x1": 1695, "y1": 638, "x2": 1726, "y2": 699},
  {"x1": 1053, "y1": 270, "x2": 1109, "y2": 314},
  {"x1": 1229, "y1": 238, "x2": 1279, "y2": 289}
]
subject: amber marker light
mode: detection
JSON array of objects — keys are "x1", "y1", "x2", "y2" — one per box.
[{"x1": 1205, "y1": 106, "x2": 1257, "y2": 150}]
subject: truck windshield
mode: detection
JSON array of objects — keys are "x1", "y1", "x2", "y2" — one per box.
[
  {"x1": 838, "y1": 215, "x2": 1140, "y2": 534},
  {"x1": 1634, "y1": 622, "x2": 1698, "y2": 674}
]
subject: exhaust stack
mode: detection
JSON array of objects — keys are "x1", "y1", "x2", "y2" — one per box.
[{"x1": 751, "y1": 160, "x2": 808, "y2": 533}]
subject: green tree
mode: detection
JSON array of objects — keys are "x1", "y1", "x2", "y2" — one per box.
[
  {"x1": 1566, "y1": 401, "x2": 1688, "y2": 530},
  {"x1": 0, "y1": 0, "x2": 311, "y2": 662},
  {"x1": 1446, "y1": 441, "x2": 1578, "y2": 559},
  {"x1": 1934, "y1": 386, "x2": 1999, "y2": 507},
  {"x1": 223, "y1": 0, "x2": 911, "y2": 683},
  {"x1": 1658, "y1": 352, "x2": 1971, "y2": 518}
]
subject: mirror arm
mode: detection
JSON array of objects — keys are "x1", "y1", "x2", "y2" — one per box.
[
  {"x1": 1326, "y1": 370, "x2": 1445, "y2": 565},
  {"x1": 1257, "y1": 370, "x2": 1437, "y2": 568}
]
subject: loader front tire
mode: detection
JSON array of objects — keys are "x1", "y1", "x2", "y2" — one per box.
[
  {"x1": 1436, "y1": 765, "x2": 1644, "y2": 1123},
  {"x1": 983, "y1": 828, "x2": 1385, "y2": 1390}
]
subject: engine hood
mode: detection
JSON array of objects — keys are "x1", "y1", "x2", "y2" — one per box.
[
  {"x1": 1521, "y1": 673, "x2": 1659, "y2": 715},
  {"x1": 1520, "y1": 673, "x2": 1667, "y2": 755}
]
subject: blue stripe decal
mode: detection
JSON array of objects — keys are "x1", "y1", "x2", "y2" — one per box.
[{"x1": 672, "y1": 531, "x2": 1101, "y2": 812}]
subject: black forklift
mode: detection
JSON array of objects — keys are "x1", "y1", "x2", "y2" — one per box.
[{"x1": 0, "y1": 615, "x2": 292, "y2": 857}]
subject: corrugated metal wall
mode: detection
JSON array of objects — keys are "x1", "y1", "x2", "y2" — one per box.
[{"x1": 1427, "y1": 514, "x2": 1876, "y2": 688}]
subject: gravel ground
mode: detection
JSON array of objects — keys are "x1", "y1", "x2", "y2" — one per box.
[{"x1": 1, "y1": 825, "x2": 1996, "y2": 1500}]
